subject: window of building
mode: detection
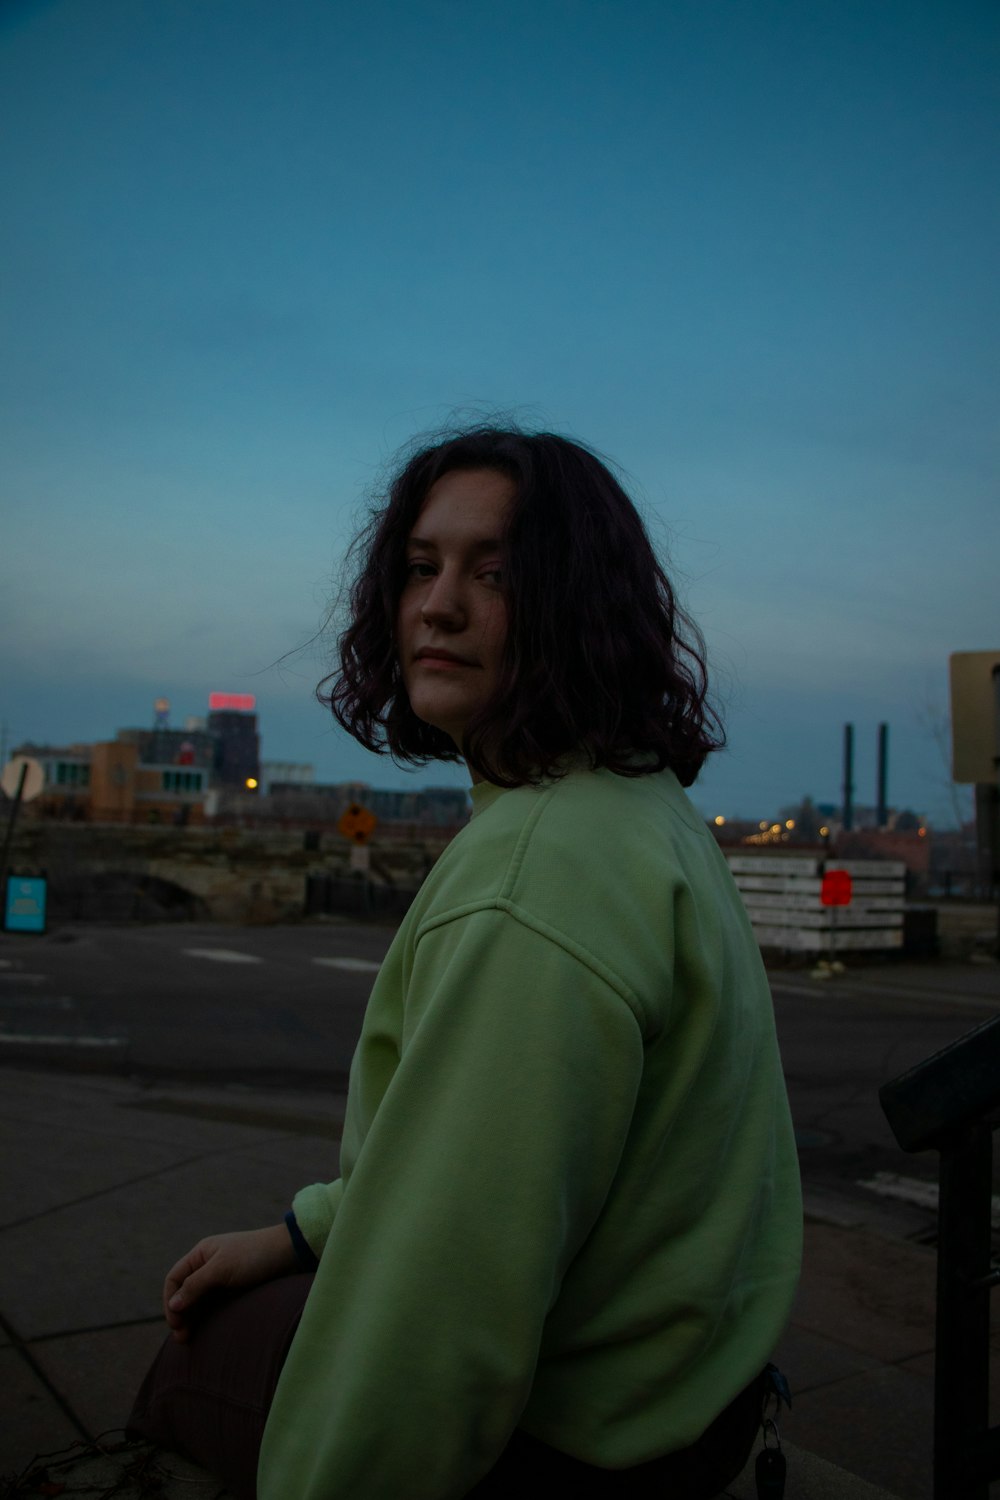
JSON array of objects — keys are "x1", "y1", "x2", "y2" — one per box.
[
  {"x1": 162, "y1": 770, "x2": 204, "y2": 794},
  {"x1": 54, "y1": 762, "x2": 90, "y2": 787}
]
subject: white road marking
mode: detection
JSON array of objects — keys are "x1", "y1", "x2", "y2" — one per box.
[
  {"x1": 859, "y1": 1171, "x2": 1000, "y2": 1228},
  {"x1": 182, "y1": 948, "x2": 263, "y2": 964},
  {"x1": 0, "y1": 1034, "x2": 127, "y2": 1048},
  {"x1": 312, "y1": 957, "x2": 382, "y2": 973},
  {"x1": 1, "y1": 995, "x2": 75, "y2": 1010}
]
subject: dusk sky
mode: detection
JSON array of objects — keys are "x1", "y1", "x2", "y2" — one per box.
[{"x1": 2, "y1": 0, "x2": 997, "y2": 826}]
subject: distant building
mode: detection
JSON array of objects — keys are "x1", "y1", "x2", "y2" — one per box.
[
  {"x1": 12, "y1": 700, "x2": 463, "y2": 830},
  {"x1": 260, "y1": 761, "x2": 315, "y2": 795},
  {"x1": 11, "y1": 738, "x2": 207, "y2": 824},
  {"x1": 89, "y1": 740, "x2": 207, "y2": 824},
  {"x1": 208, "y1": 708, "x2": 260, "y2": 789},
  {"x1": 420, "y1": 786, "x2": 470, "y2": 825},
  {"x1": 263, "y1": 780, "x2": 468, "y2": 828},
  {"x1": 834, "y1": 827, "x2": 930, "y2": 876},
  {"x1": 12, "y1": 743, "x2": 92, "y2": 792},
  {"x1": 116, "y1": 699, "x2": 262, "y2": 792},
  {"x1": 8, "y1": 743, "x2": 92, "y2": 820},
  {"x1": 116, "y1": 726, "x2": 216, "y2": 774},
  {"x1": 116, "y1": 700, "x2": 259, "y2": 790},
  {"x1": 116, "y1": 694, "x2": 260, "y2": 790}
]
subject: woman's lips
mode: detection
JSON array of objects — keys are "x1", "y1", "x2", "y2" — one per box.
[{"x1": 415, "y1": 651, "x2": 476, "y2": 669}]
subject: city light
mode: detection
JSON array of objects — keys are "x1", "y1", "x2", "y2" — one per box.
[
  {"x1": 714, "y1": 815, "x2": 725, "y2": 826},
  {"x1": 785, "y1": 819, "x2": 795, "y2": 830},
  {"x1": 819, "y1": 826, "x2": 829, "y2": 837},
  {"x1": 245, "y1": 777, "x2": 258, "y2": 790},
  {"x1": 742, "y1": 819, "x2": 794, "y2": 847}
]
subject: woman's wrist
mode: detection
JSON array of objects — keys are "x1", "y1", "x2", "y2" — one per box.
[{"x1": 283, "y1": 1210, "x2": 319, "y2": 1272}]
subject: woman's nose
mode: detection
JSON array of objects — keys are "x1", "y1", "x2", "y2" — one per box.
[{"x1": 420, "y1": 571, "x2": 465, "y2": 627}]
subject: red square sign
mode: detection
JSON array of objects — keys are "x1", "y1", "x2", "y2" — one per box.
[{"x1": 820, "y1": 870, "x2": 853, "y2": 907}]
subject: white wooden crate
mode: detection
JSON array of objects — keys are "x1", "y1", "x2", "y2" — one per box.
[
  {"x1": 725, "y1": 853, "x2": 905, "y2": 954},
  {"x1": 749, "y1": 925, "x2": 905, "y2": 952}
]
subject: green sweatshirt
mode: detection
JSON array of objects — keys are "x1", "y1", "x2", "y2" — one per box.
[{"x1": 258, "y1": 766, "x2": 802, "y2": 1499}]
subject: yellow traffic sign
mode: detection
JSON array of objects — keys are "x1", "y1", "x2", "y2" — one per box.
[{"x1": 337, "y1": 802, "x2": 377, "y2": 845}]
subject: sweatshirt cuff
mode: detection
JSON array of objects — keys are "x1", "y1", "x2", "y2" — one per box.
[{"x1": 284, "y1": 1209, "x2": 319, "y2": 1272}]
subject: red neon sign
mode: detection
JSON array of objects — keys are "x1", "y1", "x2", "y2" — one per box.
[{"x1": 208, "y1": 692, "x2": 256, "y2": 712}]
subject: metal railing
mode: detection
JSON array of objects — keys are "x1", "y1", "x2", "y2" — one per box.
[{"x1": 880, "y1": 1014, "x2": 1000, "y2": 1500}]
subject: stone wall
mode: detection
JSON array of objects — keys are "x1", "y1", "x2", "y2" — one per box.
[
  {"x1": 929, "y1": 901, "x2": 998, "y2": 960},
  {"x1": 4, "y1": 821, "x2": 456, "y2": 924}
]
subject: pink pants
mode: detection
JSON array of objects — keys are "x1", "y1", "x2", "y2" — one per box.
[{"x1": 128, "y1": 1274, "x2": 763, "y2": 1499}]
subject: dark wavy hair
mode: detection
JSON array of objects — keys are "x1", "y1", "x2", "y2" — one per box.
[{"x1": 320, "y1": 425, "x2": 724, "y2": 788}]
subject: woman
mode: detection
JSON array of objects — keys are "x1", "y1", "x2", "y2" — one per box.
[{"x1": 130, "y1": 426, "x2": 802, "y2": 1499}]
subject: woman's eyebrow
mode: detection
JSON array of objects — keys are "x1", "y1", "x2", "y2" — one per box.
[{"x1": 406, "y1": 535, "x2": 504, "y2": 553}]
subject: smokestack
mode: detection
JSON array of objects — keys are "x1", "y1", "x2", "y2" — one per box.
[
  {"x1": 876, "y1": 723, "x2": 889, "y2": 828},
  {"x1": 842, "y1": 723, "x2": 854, "y2": 831}
]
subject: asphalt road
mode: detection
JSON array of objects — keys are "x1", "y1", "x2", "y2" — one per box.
[
  {"x1": 769, "y1": 967, "x2": 1000, "y2": 1229},
  {"x1": 2, "y1": 920, "x2": 998, "y2": 1229},
  {"x1": 0, "y1": 921, "x2": 394, "y2": 1088}
]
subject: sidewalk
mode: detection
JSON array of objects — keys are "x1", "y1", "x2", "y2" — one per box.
[
  {"x1": 766, "y1": 953, "x2": 1000, "y2": 1014},
  {"x1": 1, "y1": 1064, "x2": 996, "y2": 1499}
]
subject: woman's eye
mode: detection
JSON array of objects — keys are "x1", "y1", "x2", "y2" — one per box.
[
  {"x1": 406, "y1": 560, "x2": 435, "y2": 579},
  {"x1": 479, "y1": 567, "x2": 503, "y2": 586}
]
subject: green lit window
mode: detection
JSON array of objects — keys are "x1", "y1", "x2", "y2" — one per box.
[
  {"x1": 55, "y1": 762, "x2": 90, "y2": 787},
  {"x1": 163, "y1": 770, "x2": 203, "y2": 793}
]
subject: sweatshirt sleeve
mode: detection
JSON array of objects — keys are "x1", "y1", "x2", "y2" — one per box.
[
  {"x1": 291, "y1": 1175, "x2": 344, "y2": 1256},
  {"x1": 257, "y1": 905, "x2": 644, "y2": 1500}
]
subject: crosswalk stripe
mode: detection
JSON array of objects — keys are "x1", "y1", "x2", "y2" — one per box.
[
  {"x1": 312, "y1": 957, "x2": 382, "y2": 972},
  {"x1": 0, "y1": 1034, "x2": 126, "y2": 1048},
  {"x1": 182, "y1": 948, "x2": 263, "y2": 964},
  {"x1": 1, "y1": 995, "x2": 75, "y2": 1010}
]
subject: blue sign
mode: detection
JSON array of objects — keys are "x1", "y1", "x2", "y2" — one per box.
[{"x1": 4, "y1": 876, "x2": 47, "y2": 933}]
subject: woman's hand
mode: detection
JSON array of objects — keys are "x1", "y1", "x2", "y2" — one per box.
[{"x1": 164, "y1": 1224, "x2": 299, "y2": 1342}]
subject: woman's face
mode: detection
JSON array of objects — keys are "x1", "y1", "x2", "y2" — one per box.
[{"x1": 397, "y1": 467, "x2": 514, "y2": 754}]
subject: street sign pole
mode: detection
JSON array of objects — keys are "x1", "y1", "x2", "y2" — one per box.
[
  {"x1": 974, "y1": 664, "x2": 1000, "y2": 958},
  {"x1": 0, "y1": 760, "x2": 28, "y2": 908},
  {"x1": 1, "y1": 757, "x2": 46, "y2": 928},
  {"x1": 338, "y1": 803, "x2": 378, "y2": 919},
  {"x1": 993, "y1": 663, "x2": 1000, "y2": 960},
  {"x1": 820, "y1": 868, "x2": 853, "y2": 971},
  {"x1": 949, "y1": 651, "x2": 1000, "y2": 959},
  {"x1": 829, "y1": 904, "x2": 836, "y2": 966}
]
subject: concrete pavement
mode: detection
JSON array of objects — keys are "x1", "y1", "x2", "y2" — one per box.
[{"x1": 2, "y1": 958, "x2": 999, "y2": 1497}]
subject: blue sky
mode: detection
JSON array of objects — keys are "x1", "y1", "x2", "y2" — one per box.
[{"x1": 1, "y1": 0, "x2": 997, "y2": 824}]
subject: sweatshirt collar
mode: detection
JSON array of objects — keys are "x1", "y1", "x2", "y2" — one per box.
[{"x1": 468, "y1": 780, "x2": 507, "y2": 818}]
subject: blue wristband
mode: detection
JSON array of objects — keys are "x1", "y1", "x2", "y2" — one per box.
[{"x1": 284, "y1": 1209, "x2": 319, "y2": 1272}]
